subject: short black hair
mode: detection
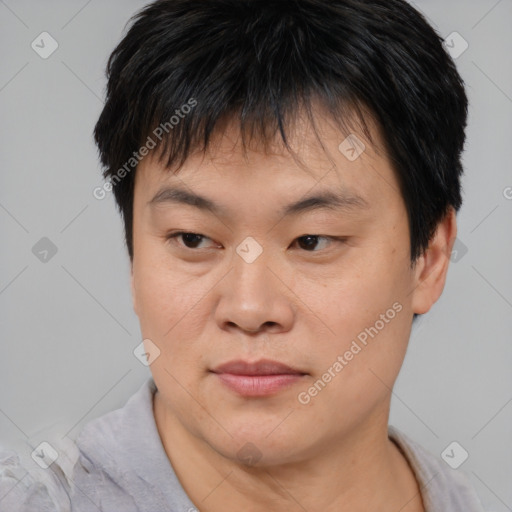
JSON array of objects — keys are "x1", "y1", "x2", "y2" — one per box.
[{"x1": 94, "y1": 0, "x2": 468, "y2": 264}]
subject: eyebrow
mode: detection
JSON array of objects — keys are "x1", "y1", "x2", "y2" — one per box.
[{"x1": 148, "y1": 185, "x2": 369, "y2": 217}]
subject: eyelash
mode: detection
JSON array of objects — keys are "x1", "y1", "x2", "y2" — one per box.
[{"x1": 165, "y1": 231, "x2": 346, "y2": 253}]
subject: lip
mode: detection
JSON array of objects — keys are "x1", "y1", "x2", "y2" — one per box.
[
  {"x1": 210, "y1": 359, "x2": 307, "y2": 397},
  {"x1": 211, "y1": 359, "x2": 305, "y2": 376}
]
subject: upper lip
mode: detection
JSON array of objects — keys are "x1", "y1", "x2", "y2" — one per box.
[{"x1": 211, "y1": 359, "x2": 306, "y2": 376}]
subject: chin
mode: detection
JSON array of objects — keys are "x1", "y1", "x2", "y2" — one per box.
[{"x1": 200, "y1": 420, "x2": 308, "y2": 467}]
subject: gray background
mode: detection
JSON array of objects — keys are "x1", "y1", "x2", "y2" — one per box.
[{"x1": 1, "y1": 0, "x2": 511, "y2": 510}]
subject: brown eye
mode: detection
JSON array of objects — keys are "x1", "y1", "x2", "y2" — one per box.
[
  {"x1": 167, "y1": 232, "x2": 212, "y2": 249},
  {"x1": 294, "y1": 235, "x2": 334, "y2": 252}
]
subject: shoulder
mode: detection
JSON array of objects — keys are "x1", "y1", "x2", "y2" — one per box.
[
  {"x1": 0, "y1": 440, "x2": 75, "y2": 512},
  {"x1": 0, "y1": 379, "x2": 156, "y2": 512},
  {"x1": 67, "y1": 377, "x2": 161, "y2": 510},
  {"x1": 72, "y1": 377, "x2": 157, "y2": 463},
  {"x1": 388, "y1": 425, "x2": 486, "y2": 512}
]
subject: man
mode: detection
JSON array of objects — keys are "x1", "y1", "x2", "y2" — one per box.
[{"x1": 0, "y1": 0, "x2": 485, "y2": 510}]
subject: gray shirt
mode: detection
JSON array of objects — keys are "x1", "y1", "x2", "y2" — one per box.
[{"x1": 0, "y1": 377, "x2": 486, "y2": 511}]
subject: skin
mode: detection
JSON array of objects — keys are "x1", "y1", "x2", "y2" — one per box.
[{"x1": 130, "y1": 107, "x2": 457, "y2": 512}]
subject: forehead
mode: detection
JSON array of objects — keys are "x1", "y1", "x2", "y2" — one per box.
[{"x1": 134, "y1": 109, "x2": 402, "y2": 216}]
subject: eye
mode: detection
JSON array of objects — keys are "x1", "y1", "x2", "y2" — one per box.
[
  {"x1": 292, "y1": 235, "x2": 339, "y2": 252},
  {"x1": 166, "y1": 231, "x2": 216, "y2": 250},
  {"x1": 166, "y1": 232, "x2": 345, "y2": 253}
]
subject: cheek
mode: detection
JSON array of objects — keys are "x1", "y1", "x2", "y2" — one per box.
[
  {"x1": 302, "y1": 255, "x2": 407, "y2": 331},
  {"x1": 296, "y1": 245, "x2": 413, "y2": 387},
  {"x1": 133, "y1": 259, "x2": 206, "y2": 341},
  {"x1": 296, "y1": 302, "x2": 411, "y2": 430},
  {"x1": 133, "y1": 264, "x2": 211, "y2": 393}
]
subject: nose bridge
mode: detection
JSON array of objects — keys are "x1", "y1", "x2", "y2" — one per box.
[
  {"x1": 233, "y1": 240, "x2": 273, "y2": 295},
  {"x1": 232, "y1": 239, "x2": 277, "y2": 306}
]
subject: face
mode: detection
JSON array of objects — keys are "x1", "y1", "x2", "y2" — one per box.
[{"x1": 130, "y1": 110, "x2": 448, "y2": 466}]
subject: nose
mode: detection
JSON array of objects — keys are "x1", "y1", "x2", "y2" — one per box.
[{"x1": 214, "y1": 246, "x2": 295, "y2": 335}]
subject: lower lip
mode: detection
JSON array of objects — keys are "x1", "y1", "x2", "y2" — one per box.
[{"x1": 214, "y1": 373, "x2": 305, "y2": 396}]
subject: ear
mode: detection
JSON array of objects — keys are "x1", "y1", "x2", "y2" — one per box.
[{"x1": 411, "y1": 207, "x2": 457, "y2": 315}]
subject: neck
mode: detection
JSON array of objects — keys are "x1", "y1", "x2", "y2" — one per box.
[{"x1": 154, "y1": 392, "x2": 424, "y2": 512}]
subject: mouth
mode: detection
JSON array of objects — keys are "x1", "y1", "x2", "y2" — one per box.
[{"x1": 210, "y1": 359, "x2": 307, "y2": 397}]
